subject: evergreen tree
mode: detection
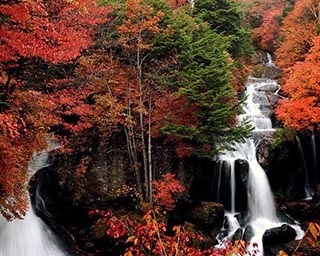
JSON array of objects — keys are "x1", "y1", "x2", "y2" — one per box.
[
  {"x1": 158, "y1": 10, "x2": 252, "y2": 155},
  {"x1": 193, "y1": 0, "x2": 253, "y2": 58}
]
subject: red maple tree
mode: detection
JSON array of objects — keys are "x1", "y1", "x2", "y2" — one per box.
[
  {"x1": 276, "y1": 36, "x2": 320, "y2": 131},
  {"x1": 274, "y1": 0, "x2": 317, "y2": 69},
  {"x1": 0, "y1": 0, "x2": 110, "y2": 219}
]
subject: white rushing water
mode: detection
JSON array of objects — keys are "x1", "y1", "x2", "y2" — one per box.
[
  {"x1": 217, "y1": 69, "x2": 304, "y2": 254},
  {"x1": 0, "y1": 145, "x2": 67, "y2": 256}
]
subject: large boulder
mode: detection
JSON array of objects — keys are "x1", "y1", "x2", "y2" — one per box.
[
  {"x1": 256, "y1": 135, "x2": 273, "y2": 170},
  {"x1": 262, "y1": 224, "x2": 297, "y2": 247},
  {"x1": 243, "y1": 225, "x2": 254, "y2": 242}
]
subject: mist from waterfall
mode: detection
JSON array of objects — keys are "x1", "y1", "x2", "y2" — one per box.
[{"x1": 0, "y1": 145, "x2": 67, "y2": 256}]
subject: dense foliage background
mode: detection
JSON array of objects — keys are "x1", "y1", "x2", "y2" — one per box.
[
  {"x1": 0, "y1": 0, "x2": 253, "y2": 217},
  {"x1": 1, "y1": 0, "x2": 320, "y2": 254}
]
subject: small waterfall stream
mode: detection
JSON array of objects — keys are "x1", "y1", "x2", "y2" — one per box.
[
  {"x1": 215, "y1": 57, "x2": 304, "y2": 254},
  {"x1": 0, "y1": 147, "x2": 67, "y2": 256},
  {"x1": 295, "y1": 134, "x2": 318, "y2": 200},
  {"x1": 296, "y1": 136, "x2": 313, "y2": 200}
]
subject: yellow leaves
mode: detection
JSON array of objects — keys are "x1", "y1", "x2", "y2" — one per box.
[
  {"x1": 142, "y1": 209, "x2": 153, "y2": 224},
  {"x1": 124, "y1": 251, "x2": 133, "y2": 256},
  {"x1": 291, "y1": 221, "x2": 320, "y2": 255},
  {"x1": 309, "y1": 221, "x2": 320, "y2": 240},
  {"x1": 126, "y1": 235, "x2": 136, "y2": 243},
  {"x1": 118, "y1": 0, "x2": 164, "y2": 51},
  {"x1": 278, "y1": 250, "x2": 289, "y2": 256},
  {"x1": 125, "y1": 235, "x2": 139, "y2": 246},
  {"x1": 232, "y1": 239, "x2": 247, "y2": 255},
  {"x1": 173, "y1": 225, "x2": 181, "y2": 234}
]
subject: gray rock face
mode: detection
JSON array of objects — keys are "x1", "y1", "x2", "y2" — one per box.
[
  {"x1": 256, "y1": 136, "x2": 273, "y2": 170},
  {"x1": 243, "y1": 225, "x2": 254, "y2": 242},
  {"x1": 264, "y1": 66, "x2": 282, "y2": 79}
]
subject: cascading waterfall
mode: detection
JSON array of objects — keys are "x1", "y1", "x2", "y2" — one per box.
[
  {"x1": 215, "y1": 56, "x2": 304, "y2": 254},
  {"x1": 0, "y1": 146, "x2": 67, "y2": 256}
]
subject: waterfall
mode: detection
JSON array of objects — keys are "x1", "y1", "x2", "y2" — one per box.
[
  {"x1": 248, "y1": 158, "x2": 277, "y2": 221},
  {"x1": 218, "y1": 77, "x2": 278, "y2": 220},
  {"x1": 265, "y1": 53, "x2": 276, "y2": 68},
  {"x1": 296, "y1": 136, "x2": 313, "y2": 200},
  {"x1": 213, "y1": 159, "x2": 236, "y2": 213},
  {"x1": 215, "y1": 56, "x2": 304, "y2": 255},
  {"x1": 311, "y1": 134, "x2": 318, "y2": 188},
  {"x1": 0, "y1": 145, "x2": 67, "y2": 256}
]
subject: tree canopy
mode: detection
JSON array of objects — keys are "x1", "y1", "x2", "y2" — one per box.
[{"x1": 0, "y1": 0, "x2": 253, "y2": 217}]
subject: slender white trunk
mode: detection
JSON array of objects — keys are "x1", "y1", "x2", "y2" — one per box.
[
  {"x1": 137, "y1": 30, "x2": 149, "y2": 201},
  {"x1": 148, "y1": 95, "x2": 153, "y2": 208}
]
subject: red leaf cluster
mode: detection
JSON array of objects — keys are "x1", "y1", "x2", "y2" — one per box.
[
  {"x1": 0, "y1": 0, "x2": 110, "y2": 219},
  {"x1": 89, "y1": 209, "x2": 255, "y2": 256},
  {"x1": 153, "y1": 173, "x2": 186, "y2": 211},
  {"x1": 276, "y1": 36, "x2": 320, "y2": 131},
  {"x1": 0, "y1": 0, "x2": 109, "y2": 64}
]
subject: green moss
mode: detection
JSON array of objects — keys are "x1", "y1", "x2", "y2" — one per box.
[
  {"x1": 251, "y1": 63, "x2": 264, "y2": 77},
  {"x1": 272, "y1": 127, "x2": 297, "y2": 148}
]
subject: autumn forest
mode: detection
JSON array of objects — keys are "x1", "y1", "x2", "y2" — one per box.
[{"x1": 1, "y1": 0, "x2": 320, "y2": 255}]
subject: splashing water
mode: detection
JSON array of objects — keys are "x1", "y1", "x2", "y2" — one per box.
[
  {"x1": 0, "y1": 144, "x2": 67, "y2": 256},
  {"x1": 216, "y1": 57, "x2": 304, "y2": 255}
]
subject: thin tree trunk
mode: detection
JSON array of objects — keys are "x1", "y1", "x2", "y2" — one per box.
[
  {"x1": 148, "y1": 94, "x2": 153, "y2": 208},
  {"x1": 137, "y1": 32, "x2": 149, "y2": 201},
  {"x1": 125, "y1": 83, "x2": 143, "y2": 200}
]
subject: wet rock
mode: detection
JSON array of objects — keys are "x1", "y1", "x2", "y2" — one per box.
[
  {"x1": 264, "y1": 66, "x2": 282, "y2": 79},
  {"x1": 252, "y1": 92, "x2": 270, "y2": 108},
  {"x1": 266, "y1": 92, "x2": 280, "y2": 107},
  {"x1": 243, "y1": 225, "x2": 254, "y2": 242},
  {"x1": 279, "y1": 200, "x2": 320, "y2": 224},
  {"x1": 262, "y1": 224, "x2": 297, "y2": 246},
  {"x1": 232, "y1": 228, "x2": 243, "y2": 242},
  {"x1": 235, "y1": 159, "x2": 249, "y2": 185},
  {"x1": 255, "y1": 81, "x2": 279, "y2": 93},
  {"x1": 256, "y1": 136, "x2": 273, "y2": 170}
]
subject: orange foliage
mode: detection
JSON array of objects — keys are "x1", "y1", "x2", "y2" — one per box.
[
  {"x1": 0, "y1": 105, "x2": 47, "y2": 219},
  {"x1": 0, "y1": 0, "x2": 109, "y2": 64},
  {"x1": 275, "y1": 0, "x2": 317, "y2": 69},
  {"x1": 118, "y1": 0, "x2": 164, "y2": 52},
  {"x1": 276, "y1": 36, "x2": 320, "y2": 131},
  {"x1": 153, "y1": 173, "x2": 186, "y2": 211},
  {"x1": 166, "y1": 0, "x2": 187, "y2": 9},
  {"x1": 0, "y1": 0, "x2": 110, "y2": 219},
  {"x1": 252, "y1": 8, "x2": 282, "y2": 52}
]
